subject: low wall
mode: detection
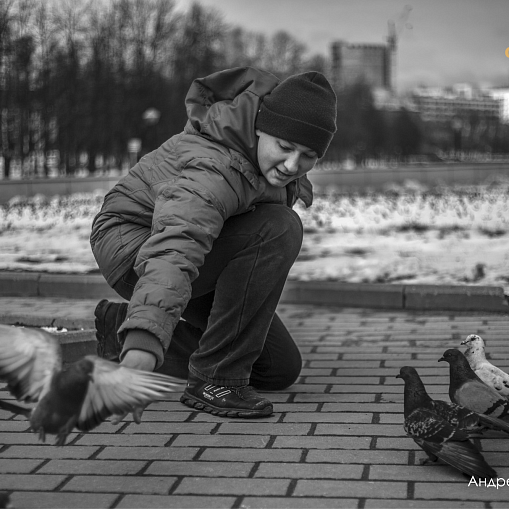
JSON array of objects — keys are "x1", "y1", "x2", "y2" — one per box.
[
  {"x1": 1, "y1": 163, "x2": 509, "y2": 204},
  {"x1": 307, "y1": 162, "x2": 509, "y2": 193},
  {"x1": 0, "y1": 175, "x2": 122, "y2": 204}
]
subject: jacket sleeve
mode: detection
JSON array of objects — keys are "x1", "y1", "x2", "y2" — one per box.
[{"x1": 117, "y1": 158, "x2": 240, "y2": 360}]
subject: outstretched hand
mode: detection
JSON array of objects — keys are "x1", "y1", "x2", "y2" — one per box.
[{"x1": 111, "y1": 349, "x2": 157, "y2": 425}]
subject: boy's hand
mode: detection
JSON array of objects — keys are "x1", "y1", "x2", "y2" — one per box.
[{"x1": 111, "y1": 349, "x2": 157, "y2": 425}]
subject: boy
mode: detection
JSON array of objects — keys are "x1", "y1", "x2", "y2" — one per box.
[{"x1": 90, "y1": 66, "x2": 337, "y2": 418}]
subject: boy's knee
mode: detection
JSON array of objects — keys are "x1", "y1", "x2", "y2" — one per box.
[{"x1": 257, "y1": 205, "x2": 303, "y2": 257}]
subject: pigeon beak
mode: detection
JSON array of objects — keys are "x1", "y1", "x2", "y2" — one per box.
[
  {"x1": 438, "y1": 357, "x2": 445, "y2": 362},
  {"x1": 395, "y1": 374, "x2": 401, "y2": 379},
  {"x1": 460, "y1": 340, "x2": 468, "y2": 345}
]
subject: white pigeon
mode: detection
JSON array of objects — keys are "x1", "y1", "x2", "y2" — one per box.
[
  {"x1": 461, "y1": 334, "x2": 509, "y2": 398},
  {"x1": 0, "y1": 324, "x2": 184, "y2": 445}
]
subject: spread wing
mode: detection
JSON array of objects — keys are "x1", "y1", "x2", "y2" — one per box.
[
  {"x1": 77, "y1": 356, "x2": 184, "y2": 431},
  {"x1": 0, "y1": 324, "x2": 62, "y2": 403}
]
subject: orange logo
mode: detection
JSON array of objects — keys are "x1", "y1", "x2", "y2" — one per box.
[{"x1": 506, "y1": 47, "x2": 509, "y2": 58}]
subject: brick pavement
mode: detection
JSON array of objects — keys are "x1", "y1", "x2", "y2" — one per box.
[{"x1": 1, "y1": 298, "x2": 509, "y2": 508}]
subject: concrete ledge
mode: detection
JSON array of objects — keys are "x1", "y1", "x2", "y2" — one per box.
[
  {"x1": 281, "y1": 280, "x2": 404, "y2": 309},
  {"x1": 404, "y1": 284, "x2": 509, "y2": 312},
  {"x1": 0, "y1": 271, "x2": 508, "y2": 313}
]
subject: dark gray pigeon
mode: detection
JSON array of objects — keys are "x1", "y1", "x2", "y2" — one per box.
[
  {"x1": 397, "y1": 366, "x2": 498, "y2": 479},
  {"x1": 0, "y1": 324, "x2": 183, "y2": 446}
]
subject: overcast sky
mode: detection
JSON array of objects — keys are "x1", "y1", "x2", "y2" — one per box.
[{"x1": 175, "y1": 0, "x2": 509, "y2": 92}]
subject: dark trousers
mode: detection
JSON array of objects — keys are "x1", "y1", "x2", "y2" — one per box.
[{"x1": 113, "y1": 204, "x2": 303, "y2": 390}]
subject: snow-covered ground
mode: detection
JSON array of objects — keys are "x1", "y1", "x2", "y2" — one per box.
[{"x1": 1, "y1": 181, "x2": 509, "y2": 291}]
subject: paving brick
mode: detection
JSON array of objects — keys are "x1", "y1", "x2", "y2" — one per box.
[
  {"x1": 241, "y1": 497, "x2": 359, "y2": 508},
  {"x1": 215, "y1": 423, "x2": 312, "y2": 435},
  {"x1": 272, "y1": 436, "x2": 372, "y2": 449},
  {"x1": 370, "y1": 464, "x2": 465, "y2": 482},
  {"x1": 0, "y1": 445, "x2": 99, "y2": 459},
  {"x1": 321, "y1": 403, "x2": 401, "y2": 412},
  {"x1": 0, "y1": 474, "x2": 67, "y2": 490},
  {"x1": 172, "y1": 434, "x2": 271, "y2": 448},
  {"x1": 37, "y1": 459, "x2": 146, "y2": 475},
  {"x1": 97, "y1": 446, "x2": 199, "y2": 461},
  {"x1": 414, "y1": 481, "x2": 509, "y2": 501},
  {"x1": 124, "y1": 422, "x2": 217, "y2": 434},
  {"x1": 0, "y1": 421, "x2": 31, "y2": 432},
  {"x1": 283, "y1": 412, "x2": 373, "y2": 423},
  {"x1": 294, "y1": 394, "x2": 376, "y2": 403},
  {"x1": 306, "y1": 450, "x2": 409, "y2": 465},
  {"x1": 255, "y1": 462, "x2": 363, "y2": 479},
  {"x1": 364, "y1": 499, "x2": 484, "y2": 508},
  {"x1": 315, "y1": 424, "x2": 404, "y2": 437},
  {"x1": 74, "y1": 434, "x2": 170, "y2": 447},
  {"x1": 199, "y1": 448, "x2": 302, "y2": 463},
  {"x1": 293, "y1": 480, "x2": 408, "y2": 498},
  {"x1": 117, "y1": 495, "x2": 236, "y2": 508},
  {"x1": 174, "y1": 477, "x2": 290, "y2": 496},
  {"x1": 62, "y1": 475, "x2": 177, "y2": 494},
  {"x1": 10, "y1": 492, "x2": 118, "y2": 509},
  {"x1": 0, "y1": 458, "x2": 43, "y2": 473},
  {"x1": 146, "y1": 460, "x2": 254, "y2": 477}
]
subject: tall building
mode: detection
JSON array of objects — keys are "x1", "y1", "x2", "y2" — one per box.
[
  {"x1": 330, "y1": 40, "x2": 393, "y2": 91},
  {"x1": 487, "y1": 88, "x2": 509, "y2": 124}
]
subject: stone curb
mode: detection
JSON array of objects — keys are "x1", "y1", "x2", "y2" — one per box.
[{"x1": 0, "y1": 271, "x2": 508, "y2": 313}]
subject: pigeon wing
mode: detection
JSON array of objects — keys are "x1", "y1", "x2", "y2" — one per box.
[
  {"x1": 0, "y1": 324, "x2": 61, "y2": 403},
  {"x1": 455, "y1": 380, "x2": 509, "y2": 419},
  {"x1": 475, "y1": 363, "x2": 509, "y2": 398},
  {"x1": 77, "y1": 356, "x2": 184, "y2": 431},
  {"x1": 405, "y1": 408, "x2": 469, "y2": 443}
]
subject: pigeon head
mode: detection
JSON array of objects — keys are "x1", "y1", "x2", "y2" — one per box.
[
  {"x1": 438, "y1": 349, "x2": 464, "y2": 364},
  {"x1": 461, "y1": 334, "x2": 484, "y2": 347},
  {"x1": 396, "y1": 366, "x2": 419, "y2": 380}
]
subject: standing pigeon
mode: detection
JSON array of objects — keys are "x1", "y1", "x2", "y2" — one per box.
[
  {"x1": 0, "y1": 324, "x2": 183, "y2": 445},
  {"x1": 461, "y1": 334, "x2": 509, "y2": 398},
  {"x1": 439, "y1": 349, "x2": 509, "y2": 421},
  {"x1": 397, "y1": 366, "x2": 497, "y2": 479}
]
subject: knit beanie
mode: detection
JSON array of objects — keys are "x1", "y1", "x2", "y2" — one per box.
[{"x1": 255, "y1": 71, "x2": 337, "y2": 158}]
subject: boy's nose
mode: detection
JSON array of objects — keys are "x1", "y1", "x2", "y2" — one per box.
[{"x1": 284, "y1": 153, "x2": 300, "y2": 174}]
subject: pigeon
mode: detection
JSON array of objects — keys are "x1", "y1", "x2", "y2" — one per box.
[
  {"x1": 439, "y1": 348, "x2": 509, "y2": 421},
  {"x1": 461, "y1": 334, "x2": 509, "y2": 398},
  {"x1": 397, "y1": 366, "x2": 497, "y2": 479},
  {"x1": 0, "y1": 324, "x2": 184, "y2": 446}
]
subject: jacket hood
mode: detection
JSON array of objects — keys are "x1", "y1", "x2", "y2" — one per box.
[
  {"x1": 185, "y1": 66, "x2": 277, "y2": 168},
  {"x1": 185, "y1": 66, "x2": 313, "y2": 207}
]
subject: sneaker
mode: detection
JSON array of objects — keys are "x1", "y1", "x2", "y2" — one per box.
[
  {"x1": 94, "y1": 299, "x2": 128, "y2": 361},
  {"x1": 180, "y1": 375, "x2": 273, "y2": 418}
]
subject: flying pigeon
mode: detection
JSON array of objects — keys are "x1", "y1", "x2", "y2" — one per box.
[
  {"x1": 461, "y1": 334, "x2": 509, "y2": 398},
  {"x1": 397, "y1": 366, "x2": 497, "y2": 479},
  {"x1": 439, "y1": 349, "x2": 509, "y2": 421},
  {"x1": 0, "y1": 324, "x2": 183, "y2": 446}
]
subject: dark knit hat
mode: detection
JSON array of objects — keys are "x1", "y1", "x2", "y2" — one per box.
[{"x1": 255, "y1": 71, "x2": 337, "y2": 158}]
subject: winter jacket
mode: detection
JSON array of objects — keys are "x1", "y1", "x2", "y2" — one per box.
[{"x1": 90, "y1": 67, "x2": 314, "y2": 360}]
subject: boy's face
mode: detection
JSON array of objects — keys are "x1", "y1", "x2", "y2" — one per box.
[{"x1": 256, "y1": 130, "x2": 318, "y2": 188}]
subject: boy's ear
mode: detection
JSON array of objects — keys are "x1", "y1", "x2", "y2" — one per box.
[{"x1": 255, "y1": 129, "x2": 262, "y2": 137}]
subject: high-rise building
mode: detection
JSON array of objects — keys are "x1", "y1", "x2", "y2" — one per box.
[{"x1": 330, "y1": 40, "x2": 393, "y2": 91}]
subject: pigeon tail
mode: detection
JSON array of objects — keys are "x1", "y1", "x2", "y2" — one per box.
[{"x1": 418, "y1": 438, "x2": 497, "y2": 480}]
